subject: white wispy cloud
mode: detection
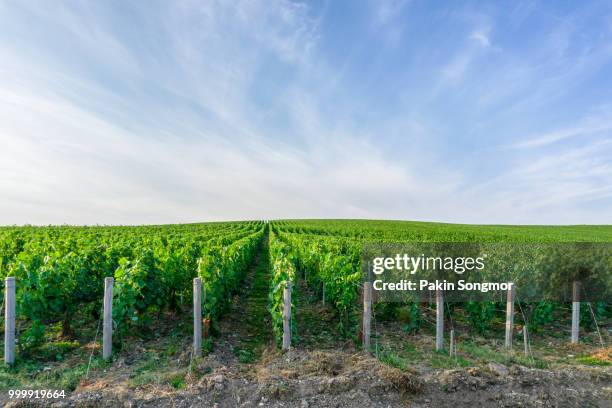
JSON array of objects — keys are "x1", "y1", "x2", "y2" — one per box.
[
  {"x1": 509, "y1": 111, "x2": 612, "y2": 149},
  {"x1": 0, "y1": 1, "x2": 611, "y2": 225},
  {"x1": 0, "y1": 0, "x2": 454, "y2": 224},
  {"x1": 435, "y1": 24, "x2": 493, "y2": 90},
  {"x1": 455, "y1": 139, "x2": 612, "y2": 223},
  {"x1": 372, "y1": 0, "x2": 409, "y2": 25},
  {"x1": 469, "y1": 29, "x2": 490, "y2": 47}
]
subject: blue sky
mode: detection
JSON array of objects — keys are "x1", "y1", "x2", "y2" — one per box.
[{"x1": 0, "y1": 0, "x2": 611, "y2": 225}]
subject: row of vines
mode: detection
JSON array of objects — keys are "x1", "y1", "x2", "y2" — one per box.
[
  {"x1": 268, "y1": 220, "x2": 611, "y2": 345},
  {"x1": 0, "y1": 221, "x2": 264, "y2": 351}
]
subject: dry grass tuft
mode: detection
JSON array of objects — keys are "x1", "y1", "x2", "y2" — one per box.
[
  {"x1": 303, "y1": 351, "x2": 345, "y2": 375},
  {"x1": 378, "y1": 364, "x2": 423, "y2": 394},
  {"x1": 588, "y1": 346, "x2": 612, "y2": 363}
]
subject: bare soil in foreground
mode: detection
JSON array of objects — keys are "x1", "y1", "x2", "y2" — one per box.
[{"x1": 4, "y1": 346, "x2": 611, "y2": 408}]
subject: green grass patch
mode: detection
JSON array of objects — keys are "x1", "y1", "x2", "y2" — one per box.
[
  {"x1": 235, "y1": 348, "x2": 256, "y2": 363},
  {"x1": 429, "y1": 350, "x2": 472, "y2": 368},
  {"x1": 168, "y1": 373, "x2": 186, "y2": 389},
  {"x1": 379, "y1": 351, "x2": 411, "y2": 370},
  {"x1": 34, "y1": 340, "x2": 81, "y2": 361},
  {"x1": 576, "y1": 356, "x2": 611, "y2": 366},
  {"x1": 129, "y1": 354, "x2": 166, "y2": 387},
  {"x1": 458, "y1": 341, "x2": 547, "y2": 368},
  {"x1": 400, "y1": 342, "x2": 424, "y2": 361},
  {"x1": 0, "y1": 356, "x2": 109, "y2": 391}
]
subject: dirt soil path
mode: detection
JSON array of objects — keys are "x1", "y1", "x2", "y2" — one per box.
[
  {"x1": 214, "y1": 233, "x2": 274, "y2": 365},
  {"x1": 292, "y1": 276, "x2": 351, "y2": 351}
]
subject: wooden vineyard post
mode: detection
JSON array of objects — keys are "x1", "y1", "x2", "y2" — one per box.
[
  {"x1": 449, "y1": 329, "x2": 455, "y2": 357},
  {"x1": 322, "y1": 283, "x2": 325, "y2": 306},
  {"x1": 362, "y1": 281, "x2": 372, "y2": 352},
  {"x1": 193, "y1": 278, "x2": 202, "y2": 357},
  {"x1": 103, "y1": 277, "x2": 114, "y2": 360},
  {"x1": 523, "y1": 325, "x2": 530, "y2": 357},
  {"x1": 203, "y1": 283, "x2": 209, "y2": 339},
  {"x1": 282, "y1": 281, "x2": 292, "y2": 350},
  {"x1": 571, "y1": 281, "x2": 580, "y2": 344},
  {"x1": 505, "y1": 283, "x2": 515, "y2": 349},
  {"x1": 436, "y1": 288, "x2": 444, "y2": 351},
  {"x1": 4, "y1": 277, "x2": 15, "y2": 366}
]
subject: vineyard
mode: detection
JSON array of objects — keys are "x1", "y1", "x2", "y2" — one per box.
[{"x1": 1, "y1": 220, "x2": 611, "y2": 407}]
